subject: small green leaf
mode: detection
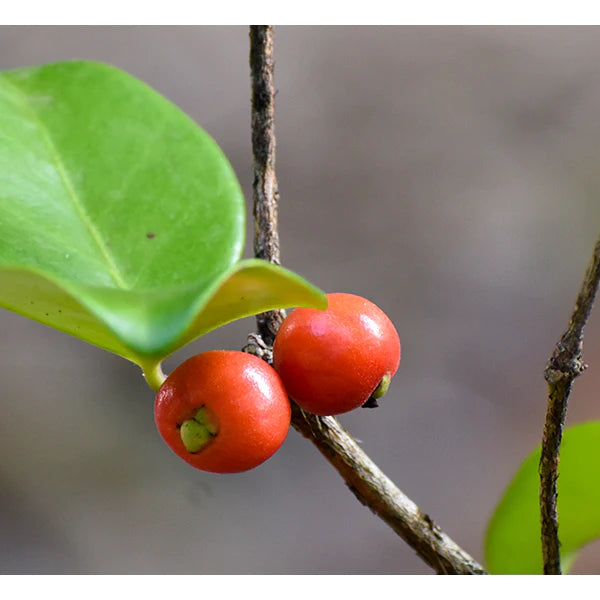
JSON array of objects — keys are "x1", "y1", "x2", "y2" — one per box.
[
  {"x1": 0, "y1": 60, "x2": 326, "y2": 366},
  {"x1": 485, "y1": 421, "x2": 600, "y2": 574}
]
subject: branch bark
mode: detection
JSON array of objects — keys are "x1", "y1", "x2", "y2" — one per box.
[
  {"x1": 540, "y1": 235, "x2": 600, "y2": 574},
  {"x1": 250, "y1": 25, "x2": 285, "y2": 346},
  {"x1": 248, "y1": 24, "x2": 486, "y2": 575},
  {"x1": 291, "y1": 403, "x2": 486, "y2": 574}
]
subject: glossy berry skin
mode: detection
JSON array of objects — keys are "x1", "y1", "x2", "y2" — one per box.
[
  {"x1": 273, "y1": 293, "x2": 401, "y2": 416},
  {"x1": 154, "y1": 350, "x2": 291, "y2": 473}
]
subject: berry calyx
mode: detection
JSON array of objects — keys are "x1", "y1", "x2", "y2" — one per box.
[
  {"x1": 179, "y1": 407, "x2": 217, "y2": 452},
  {"x1": 372, "y1": 373, "x2": 392, "y2": 400},
  {"x1": 363, "y1": 373, "x2": 393, "y2": 408}
]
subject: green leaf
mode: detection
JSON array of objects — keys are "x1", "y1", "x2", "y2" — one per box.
[
  {"x1": 485, "y1": 421, "x2": 600, "y2": 574},
  {"x1": 0, "y1": 60, "x2": 326, "y2": 368}
]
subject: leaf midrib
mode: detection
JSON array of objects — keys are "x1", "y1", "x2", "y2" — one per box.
[{"x1": 3, "y1": 74, "x2": 130, "y2": 289}]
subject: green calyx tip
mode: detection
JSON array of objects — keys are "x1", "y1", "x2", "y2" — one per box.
[
  {"x1": 371, "y1": 373, "x2": 392, "y2": 400},
  {"x1": 180, "y1": 407, "x2": 217, "y2": 453}
]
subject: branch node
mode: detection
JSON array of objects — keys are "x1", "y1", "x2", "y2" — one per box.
[
  {"x1": 543, "y1": 359, "x2": 586, "y2": 384},
  {"x1": 242, "y1": 332, "x2": 273, "y2": 364}
]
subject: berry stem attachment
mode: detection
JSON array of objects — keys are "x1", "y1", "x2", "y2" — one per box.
[{"x1": 141, "y1": 359, "x2": 167, "y2": 392}]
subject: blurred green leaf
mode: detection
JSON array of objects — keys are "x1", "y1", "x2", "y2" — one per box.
[
  {"x1": 0, "y1": 61, "x2": 326, "y2": 366},
  {"x1": 486, "y1": 421, "x2": 600, "y2": 573}
]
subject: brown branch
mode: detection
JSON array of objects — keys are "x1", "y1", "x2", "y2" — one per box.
[
  {"x1": 248, "y1": 24, "x2": 486, "y2": 575},
  {"x1": 540, "y1": 235, "x2": 600, "y2": 574},
  {"x1": 291, "y1": 404, "x2": 486, "y2": 574},
  {"x1": 250, "y1": 25, "x2": 285, "y2": 346}
]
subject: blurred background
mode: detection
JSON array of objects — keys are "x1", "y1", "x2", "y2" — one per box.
[{"x1": 1, "y1": 25, "x2": 600, "y2": 574}]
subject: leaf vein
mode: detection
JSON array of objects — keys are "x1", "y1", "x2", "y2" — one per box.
[{"x1": 2, "y1": 75, "x2": 130, "y2": 289}]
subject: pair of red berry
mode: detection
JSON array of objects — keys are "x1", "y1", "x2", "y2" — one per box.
[{"x1": 154, "y1": 293, "x2": 401, "y2": 473}]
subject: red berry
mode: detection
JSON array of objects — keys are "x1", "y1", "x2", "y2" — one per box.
[
  {"x1": 272, "y1": 293, "x2": 401, "y2": 416},
  {"x1": 154, "y1": 350, "x2": 291, "y2": 473}
]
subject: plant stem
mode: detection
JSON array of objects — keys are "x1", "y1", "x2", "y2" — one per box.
[
  {"x1": 141, "y1": 359, "x2": 166, "y2": 392},
  {"x1": 248, "y1": 24, "x2": 486, "y2": 575},
  {"x1": 540, "y1": 235, "x2": 600, "y2": 574},
  {"x1": 292, "y1": 404, "x2": 486, "y2": 574},
  {"x1": 250, "y1": 25, "x2": 285, "y2": 347}
]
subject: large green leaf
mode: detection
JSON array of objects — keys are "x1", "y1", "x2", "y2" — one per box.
[
  {"x1": 485, "y1": 421, "x2": 600, "y2": 574},
  {"x1": 0, "y1": 60, "x2": 326, "y2": 374}
]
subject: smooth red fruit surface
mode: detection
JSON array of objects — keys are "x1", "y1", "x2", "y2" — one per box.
[
  {"x1": 272, "y1": 293, "x2": 401, "y2": 416},
  {"x1": 154, "y1": 350, "x2": 291, "y2": 473}
]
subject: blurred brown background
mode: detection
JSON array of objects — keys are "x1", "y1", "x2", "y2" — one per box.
[{"x1": 1, "y1": 26, "x2": 600, "y2": 574}]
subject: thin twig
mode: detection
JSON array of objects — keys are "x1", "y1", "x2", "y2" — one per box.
[
  {"x1": 250, "y1": 25, "x2": 285, "y2": 346},
  {"x1": 248, "y1": 24, "x2": 486, "y2": 575},
  {"x1": 291, "y1": 404, "x2": 486, "y2": 574},
  {"x1": 540, "y1": 235, "x2": 600, "y2": 574}
]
